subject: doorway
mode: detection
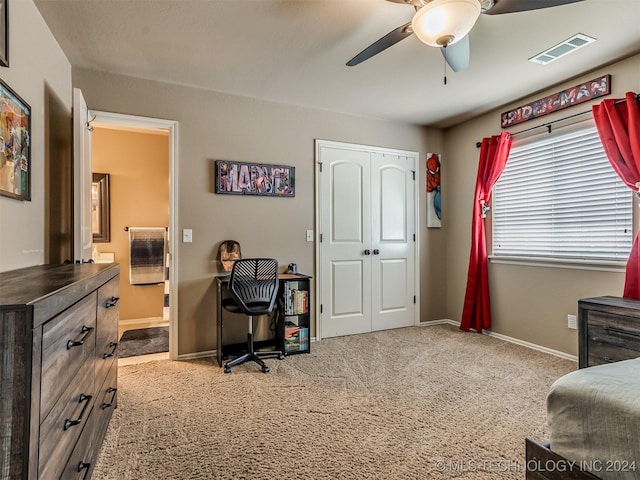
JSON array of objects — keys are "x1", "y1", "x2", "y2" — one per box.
[
  {"x1": 90, "y1": 111, "x2": 179, "y2": 361},
  {"x1": 316, "y1": 140, "x2": 419, "y2": 339}
]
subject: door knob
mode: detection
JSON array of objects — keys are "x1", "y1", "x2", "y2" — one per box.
[
  {"x1": 364, "y1": 249, "x2": 371, "y2": 255},
  {"x1": 373, "y1": 249, "x2": 380, "y2": 255}
]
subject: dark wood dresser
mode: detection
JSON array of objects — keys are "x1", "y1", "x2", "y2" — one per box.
[
  {"x1": 578, "y1": 296, "x2": 640, "y2": 368},
  {"x1": 0, "y1": 263, "x2": 120, "y2": 480}
]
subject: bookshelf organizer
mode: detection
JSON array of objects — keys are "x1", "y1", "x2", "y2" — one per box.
[{"x1": 278, "y1": 274, "x2": 312, "y2": 355}]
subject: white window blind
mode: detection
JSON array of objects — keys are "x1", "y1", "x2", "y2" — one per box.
[{"x1": 492, "y1": 121, "x2": 633, "y2": 262}]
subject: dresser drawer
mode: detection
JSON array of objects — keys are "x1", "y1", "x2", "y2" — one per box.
[
  {"x1": 59, "y1": 397, "x2": 101, "y2": 480},
  {"x1": 587, "y1": 310, "x2": 640, "y2": 350},
  {"x1": 59, "y1": 364, "x2": 118, "y2": 480},
  {"x1": 96, "y1": 276, "x2": 119, "y2": 383},
  {"x1": 41, "y1": 293, "x2": 98, "y2": 419},
  {"x1": 38, "y1": 357, "x2": 95, "y2": 480},
  {"x1": 59, "y1": 422, "x2": 96, "y2": 480},
  {"x1": 93, "y1": 362, "x2": 118, "y2": 446},
  {"x1": 588, "y1": 340, "x2": 640, "y2": 367}
]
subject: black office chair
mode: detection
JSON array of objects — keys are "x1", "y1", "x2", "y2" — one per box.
[{"x1": 222, "y1": 258, "x2": 284, "y2": 373}]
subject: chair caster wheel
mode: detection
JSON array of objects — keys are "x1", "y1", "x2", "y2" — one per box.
[
  {"x1": 224, "y1": 367, "x2": 231, "y2": 374},
  {"x1": 278, "y1": 353, "x2": 285, "y2": 360},
  {"x1": 262, "y1": 365, "x2": 270, "y2": 373}
]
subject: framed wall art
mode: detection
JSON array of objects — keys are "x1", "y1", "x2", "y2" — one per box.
[
  {"x1": 92, "y1": 172, "x2": 111, "y2": 242},
  {"x1": 426, "y1": 152, "x2": 441, "y2": 228},
  {"x1": 0, "y1": 78, "x2": 31, "y2": 201},
  {"x1": 215, "y1": 160, "x2": 295, "y2": 197},
  {"x1": 0, "y1": 0, "x2": 7, "y2": 68}
]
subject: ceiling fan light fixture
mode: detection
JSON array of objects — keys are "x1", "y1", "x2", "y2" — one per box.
[{"x1": 412, "y1": 0, "x2": 481, "y2": 47}]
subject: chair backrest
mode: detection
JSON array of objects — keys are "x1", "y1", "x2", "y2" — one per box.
[
  {"x1": 218, "y1": 240, "x2": 242, "y2": 272},
  {"x1": 228, "y1": 258, "x2": 279, "y2": 316}
]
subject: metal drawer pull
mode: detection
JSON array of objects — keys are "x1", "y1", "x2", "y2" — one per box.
[
  {"x1": 105, "y1": 296, "x2": 120, "y2": 308},
  {"x1": 101, "y1": 387, "x2": 118, "y2": 409},
  {"x1": 78, "y1": 461, "x2": 91, "y2": 480},
  {"x1": 603, "y1": 325, "x2": 640, "y2": 339},
  {"x1": 103, "y1": 341, "x2": 118, "y2": 359},
  {"x1": 64, "y1": 393, "x2": 92, "y2": 430},
  {"x1": 66, "y1": 325, "x2": 94, "y2": 349}
]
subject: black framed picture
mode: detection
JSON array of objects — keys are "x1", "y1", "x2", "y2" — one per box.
[
  {"x1": 92, "y1": 173, "x2": 111, "y2": 242},
  {"x1": 0, "y1": 0, "x2": 7, "y2": 68},
  {"x1": 0, "y1": 78, "x2": 31, "y2": 201}
]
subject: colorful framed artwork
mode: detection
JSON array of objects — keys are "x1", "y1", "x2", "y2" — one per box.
[
  {"x1": 0, "y1": 78, "x2": 30, "y2": 201},
  {"x1": 215, "y1": 160, "x2": 295, "y2": 197},
  {"x1": 0, "y1": 0, "x2": 7, "y2": 68},
  {"x1": 426, "y1": 152, "x2": 441, "y2": 228}
]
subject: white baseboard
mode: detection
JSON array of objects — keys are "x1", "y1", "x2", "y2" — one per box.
[
  {"x1": 419, "y1": 319, "x2": 458, "y2": 327},
  {"x1": 119, "y1": 317, "x2": 166, "y2": 326},
  {"x1": 483, "y1": 330, "x2": 577, "y2": 362},
  {"x1": 419, "y1": 318, "x2": 577, "y2": 362},
  {"x1": 176, "y1": 337, "x2": 317, "y2": 362},
  {"x1": 118, "y1": 352, "x2": 169, "y2": 366},
  {"x1": 173, "y1": 323, "x2": 577, "y2": 363},
  {"x1": 177, "y1": 350, "x2": 217, "y2": 361}
]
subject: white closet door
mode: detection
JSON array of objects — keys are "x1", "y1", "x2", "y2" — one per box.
[
  {"x1": 319, "y1": 146, "x2": 372, "y2": 338},
  {"x1": 370, "y1": 152, "x2": 415, "y2": 331},
  {"x1": 318, "y1": 142, "x2": 417, "y2": 338}
]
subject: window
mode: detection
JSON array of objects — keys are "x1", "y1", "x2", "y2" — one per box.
[{"x1": 492, "y1": 120, "x2": 633, "y2": 263}]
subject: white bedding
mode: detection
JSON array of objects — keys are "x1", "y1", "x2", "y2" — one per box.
[{"x1": 547, "y1": 357, "x2": 640, "y2": 480}]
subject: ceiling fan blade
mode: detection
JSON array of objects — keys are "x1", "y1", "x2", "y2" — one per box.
[
  {"x1": 346, "y1": 21, "x2": 413, "y2": 66},
  {"x1": 484, "y1": 0, "x2": 584, "y2": 15},
  {"x1": 440, "y1": 35, "x2": 470, "y2": 72}
]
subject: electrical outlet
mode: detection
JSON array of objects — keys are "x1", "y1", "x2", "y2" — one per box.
[
  {"x1": 567, "y1": 314, "x2": 577, "y2": 330},
  {"x1": 182, "y1": 229, "x2": 193, "y2": 243},
  {"x1": 306, "y1": 229, "x2": 314, "y2": 242}
]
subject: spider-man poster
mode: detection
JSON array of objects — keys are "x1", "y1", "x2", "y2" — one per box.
[{"x1": 426, "y1": 153, "x2": 441, "y2": 228}]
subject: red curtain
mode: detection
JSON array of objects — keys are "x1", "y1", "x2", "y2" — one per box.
[
  {"x1": 460, "y1": 132, "x2": 512, "y2": 332},
  {"x1": 592, "y1": 91, "x2": 640, "y2": 299}
]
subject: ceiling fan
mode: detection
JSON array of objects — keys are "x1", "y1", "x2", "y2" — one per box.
[{"x1": 346, "y1": 0, "x2": 585, "y2": 72}]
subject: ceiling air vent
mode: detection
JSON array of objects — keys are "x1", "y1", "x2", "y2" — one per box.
[{"x1": 529, "y1": 33, "x2": 596, "y2": 65}]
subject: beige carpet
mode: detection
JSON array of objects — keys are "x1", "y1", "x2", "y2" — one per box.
[{"x1": 93, "y1": 324, "x2": 576, "y2": 479}]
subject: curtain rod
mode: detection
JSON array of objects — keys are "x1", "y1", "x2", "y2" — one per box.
[{"x1": 475, "y1": 92, "x2": 640, "y2": 148}]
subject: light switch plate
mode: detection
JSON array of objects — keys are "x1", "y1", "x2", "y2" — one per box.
[
  {"x1": 306, "y1": 230, "x2": 314, "y2": 242},
  {"x1": 183, "y1": 229, "x2": 193, "y2": 243}
]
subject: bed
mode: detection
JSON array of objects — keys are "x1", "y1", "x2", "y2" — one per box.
[{"x1": 526, "y1": 357, "x2": 640, "y2": 480}]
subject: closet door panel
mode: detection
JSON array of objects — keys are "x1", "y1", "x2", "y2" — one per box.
[{"x1": 319, "y1": 146, "x2": 371, "y2": 338}]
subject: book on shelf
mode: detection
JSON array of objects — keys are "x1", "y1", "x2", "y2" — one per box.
[
  {"x1": 284, "y1": 322, "x2": 301, "y2": 352},
  {"x1": 283, "y1": 283, "x2": 309, "y2": 315},
  {"x1": 299, "y1": 327, "x2": 309, "y2": 351}
]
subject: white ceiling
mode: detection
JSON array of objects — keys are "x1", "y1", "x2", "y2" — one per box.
[{"x1": 35, "y1": 0, "x2": 640, "y2": 128}]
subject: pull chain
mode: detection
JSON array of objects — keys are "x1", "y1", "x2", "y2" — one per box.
[{"x1": 443, "y1": 47, "x2": 448, "y2": 85}]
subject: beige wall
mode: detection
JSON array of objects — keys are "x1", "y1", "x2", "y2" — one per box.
[
  {"x1": 0, "y1": 0, "x2": 71, "y2": 271},
  {"x1": 92, "y1": 126, "x2": 169, "y2": 321},
  {"x1": 444, "y1": 54, "x2": 640, "y2": 356},
  {"x1": 72, "y1": 68, "x2": 446, "y2": 355}
]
